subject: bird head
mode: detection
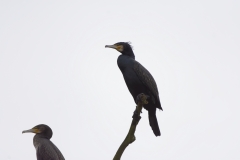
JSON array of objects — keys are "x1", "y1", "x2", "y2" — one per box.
[
  {"x1": 22, "y1": 124, "x2": 53, "y2": 139},
  {"x1": 105, "y1": 42, "x2": 134, "y2": 58}
]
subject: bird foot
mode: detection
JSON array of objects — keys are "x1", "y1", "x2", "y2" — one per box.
[{"x1": 136, "y1": 93, "x2": 149, "y2": 105}]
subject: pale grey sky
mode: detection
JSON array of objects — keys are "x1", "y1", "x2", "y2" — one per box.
[{"x1": 0, "y1": 0, "x2": 239, "y2": 160}]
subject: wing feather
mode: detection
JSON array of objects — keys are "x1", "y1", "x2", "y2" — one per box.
[{"x1": 133, "y1": 61, "x2": 162, "y2": 109}]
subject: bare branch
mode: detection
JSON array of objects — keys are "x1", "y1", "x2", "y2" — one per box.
[{"x1": 113, "y1": 93, "x2": 149, "y2": 160}]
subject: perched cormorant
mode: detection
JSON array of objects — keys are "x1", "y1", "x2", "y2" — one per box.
[
  {"x1": 105, "y1": 42, "x2": 162, "y2": 136},
  {"x1": 22, "y1": 124, "x2": 65, "y2": 160}
]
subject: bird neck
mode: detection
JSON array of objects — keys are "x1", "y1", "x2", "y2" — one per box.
[
  {"x1": 33, "y1": 134, "x2": 51, "y2": 149},
  {"x1": 34, "y1": 132, "x2": 52, "y2": 140},
  {"x1": 122, "y1": 50, "x2": 135, "y2": 59}
]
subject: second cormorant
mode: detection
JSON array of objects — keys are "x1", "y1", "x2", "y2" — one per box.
[{"x1": 22, "y1": 124, "x2": 65, "y2": 160}]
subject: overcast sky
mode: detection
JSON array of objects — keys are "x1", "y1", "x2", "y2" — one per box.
[{"x1": 0, "y1": 1, "x2": 239, "y2": 160}]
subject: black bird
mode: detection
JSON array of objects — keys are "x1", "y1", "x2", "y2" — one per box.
[
  {"x1": 105, "y1": 42, "x2": 162, "y2": 136},
  {"x1": 22, "y1": 124, "x2": 65, "y2": 160}
]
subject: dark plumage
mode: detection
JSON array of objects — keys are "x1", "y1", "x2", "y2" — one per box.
[
  {"x1": 105, "y1": 42, "x2": 162, "y2": 136},
  {"x1": 22, "y1": 124, "x2": 65, "y2": 160}
]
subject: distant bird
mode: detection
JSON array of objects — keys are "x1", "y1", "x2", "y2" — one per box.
[
  {"x1": 105, "y1": 42, "x2": 162, "y2": 136},
  {"x1": 22, "y1": 124, "x2": 65, "y2": 160}
]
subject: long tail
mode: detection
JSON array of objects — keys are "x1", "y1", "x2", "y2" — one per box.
[{"x1": 148, "y1": 108, "x2": 161, "y2": 136}]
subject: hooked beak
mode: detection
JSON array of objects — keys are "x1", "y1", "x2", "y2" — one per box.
[
  {"x1": 105, "y1": 44, "x2": 117, "y2": 49},
  {"x1": 22, "y1": 128, "x2": 40, "y2": 134}
]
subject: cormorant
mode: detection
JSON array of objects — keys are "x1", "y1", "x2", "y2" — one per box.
[
  {"x1": 22, "y1": 124, "x2": 65, "y2": 160},
  {"x1": 105, "y1": 42, "x2": 162, "y2": 136}
]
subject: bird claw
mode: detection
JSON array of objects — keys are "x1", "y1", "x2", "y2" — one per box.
[{"x1": 136, "y1": 93, "x2": 149, "y2": 104}]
